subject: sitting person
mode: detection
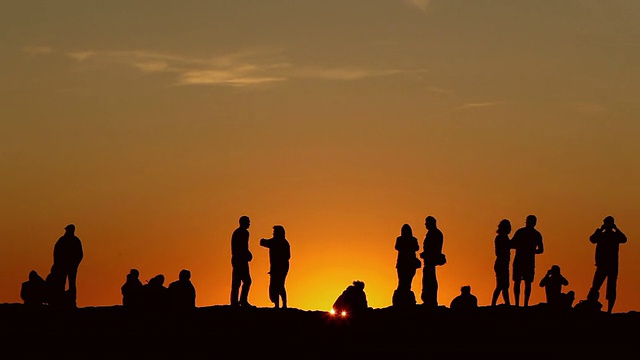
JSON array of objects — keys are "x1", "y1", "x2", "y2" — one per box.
[
  {"x1": 168, "y1": 269, "x2": 197, "y2": 311},
  {"x1": 574, "y1": 289, "x2": 603, "y2": 313},
  {"x1": 21, "y1": 270, "x2": 47, "y2": 308},
  {"x1": 141, "y1": 274, "x2": 169, "y2": 311},
  {"x1": 332, "y1": 280, "x2": 369, "y2": 317},
  {"x1": 539, "y1": 265, "x2": 575, "y2": 310},
  {"x1": 121, "y1": 268, "x2": 143, "y2": 310},
  {"x1": 449, "y1": 285, "x2": 478, "y2": 313}
]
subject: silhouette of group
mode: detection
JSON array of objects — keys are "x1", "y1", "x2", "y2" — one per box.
[
  {"x1": 120, "y1": 269, "x2": 196, "y2": 312},
  {"x1": 20, "y1": 214, "x2": 629, "y2": 315}
]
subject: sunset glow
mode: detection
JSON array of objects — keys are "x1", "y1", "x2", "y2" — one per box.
[{"x1": 2, "y1": 1, "x2": 640, "y2": 313}]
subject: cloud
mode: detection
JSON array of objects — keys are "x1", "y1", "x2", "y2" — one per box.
[
  {"x1": 66, "y1": 49, "x2": 290, "y2": 87},
  {"x1": 460, "y1": 101, "x2": 507, "y2": 109},
  {"x1": 424, "y1": 86, "x2": 453, "y2": 95},
  {"x1": 65, "y1": 48, "x2": 420, "y2": 88},
  {"x1": 296, "y1": 67, "x2": 404, "y2": 81},
  {"x1": 22, "y1": 46, "x2": 52, "y2": 55},
  {"x1": 404, "y1": 0, "x2": 431, "y2": 12},
  {"x1": 569, "y1": 101, "x2": 607, "y2": 114}
]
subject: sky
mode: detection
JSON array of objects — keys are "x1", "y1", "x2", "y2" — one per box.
[{"x1": 2, "y1": 1, "x2": 640, "y2": 312}]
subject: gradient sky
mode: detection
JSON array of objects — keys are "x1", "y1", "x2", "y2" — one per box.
[{"x1": 2, "y1": 1, "x2": 640, "y2": 312}]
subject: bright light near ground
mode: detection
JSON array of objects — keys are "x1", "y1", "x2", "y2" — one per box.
[{"x1": 329, "y1": 308, "x2": 348, "y2": 317}]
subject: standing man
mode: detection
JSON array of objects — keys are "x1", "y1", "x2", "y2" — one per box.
[
  {"x1": 420, "y1": 216, "x2": 445, "y2": 308},
  {"x1": 511, "y1": 215, "x2": 544, "y2": 307},
  {"x1": 230, "y1": 215, "x2": 254, "y2": 307},
  {"x1": 260, "y1": 225, "x2": 291, "y2": 309},
  {"x1": 53, "y1": 223, "x2": 84, "y2": 307},
  {"x1": 587, "y1": 215, "x2": 627, "y2": 314}
]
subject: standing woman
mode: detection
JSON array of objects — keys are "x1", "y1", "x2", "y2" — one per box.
[
  {"x1": 491, "y1": 219, "x2": 512, "y2": 306},
  {"x1": 260, "y1": 225, "x2": 291, "y2": 309},
  {"x1": 395, "y1": 224, "x2": 421, "y2": 292}
]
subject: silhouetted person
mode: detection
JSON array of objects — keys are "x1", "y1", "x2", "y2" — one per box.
[
  {"x1": 491, "y1": 219, "x2": 512, "y2": 306},
  {"x1": 539, "y1": 265, "x2": 575, "y2": 310},
  {"x1": 168, "y1": 269, "x2": 197, "y2": 311},
  {"x1": 333, "y1": 280, "x2": 368, "y2": 317},
  {"x1": 260, "y1": 225, "x2": 291, "y2": 309},
  {"x1": 121, "y1": 268, "x2": 143, "y2": 310},
  {"x1": 511, "y1": 215, "x2": 543, "y2": 307},
  {"x1": 420, "y1": 216, "x2": 445, "y2": 308},
  {"x1": 393, "y1": 223, "x2": 420, "y2": 308},
  {"x1": 574, "y1": 289, "x2": 603, "y2": 313},
  {"x1": 21, "y1": 270, "x2": 47, "y2": 308},
  {"x1": 45, "y1": 264, "x2": 68, "y2": 308},
  {"x1": 450, "y1": 285, "x2": 478, "y2": 313},
  {"x1": 230, "y1": 215, "x2": 254, "y2": 308},
  {"x1": 587, "y1": 216, "x2": 627, "y2": 314},
  {"x1": 142, "y1": 274, "x2": 169, "y2": 311},
  {"x1": 53, "y1": 224, "x2": 83, "y2": 307}
]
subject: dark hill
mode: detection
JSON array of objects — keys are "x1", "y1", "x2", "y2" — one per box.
[{"x1": 1, "y1": 303, "x2": 638, "y2": 357}]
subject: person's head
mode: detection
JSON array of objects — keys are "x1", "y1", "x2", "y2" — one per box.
[
  {"x1": 550, "y1": 265, "x2": 560, "y2": 275},
  {"x1": 28, "y1": 270, "x2": 39, "y2": 282},
  {"x1": 353, "y1": 280, "x2": 365, "y2": 291},
  {"x1": 461, "y1": 285, "x2": 471, "y2": 295},
  {"x1": 273, "y1": 225, "x2": 285, "y2": 238},
  {"x1": 525, "y1": 215, "x2": 537, "y2": 228},
  {"x1": 129, "y1": 268, "x2": 140, "y2": 279},
  {"x1": 497, "y1": 219, "x2": 511, "y2": 235},
  {"x1": 151, "y1": 274, "x2": 165, "y2": 286},
  {"x1": 64, "y1": 224, "x2": 76, "y2": 234},
  {"x1": 603, "y1": 216, "x2": 615, "y2": 229},
  {"x1": 401, "y1": 223, "x2": 413, "y2": 237},
  {"x1": 179, "y1": 269, "x2": 191, "y2": 281},
  {"x1": 239, "y1": 216, "x2": 250, "y2": 229},
  {"x1": 425, "y1": 216, "x2": 437, "y2": 230}
]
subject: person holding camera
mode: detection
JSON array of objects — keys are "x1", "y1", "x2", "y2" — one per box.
[
  {"x1": 587, "y1": 216, "x2": 627, "y2": 314},
  {"x1": 539, "y1": 265, "x2": 574, "y2": 310}
]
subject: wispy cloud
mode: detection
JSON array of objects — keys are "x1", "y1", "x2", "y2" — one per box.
[
  {"x1": 67, "y1": 49, "x2": 289, "y2": 87},
  {"x1": 22, "y1": 46, "x2": 52, "y2": 55},
  {"x1": 460, "y1": 101, "x2": 507, "y2": 109},
  {"x1": 424, "y1": 86, "x2": 453, "y2": 95},
  {"x1": 296, "y1": 67, "x2": 405, "y2": 81},
  {"x1": 65, "y1": 49, "x2": 420, "y2": 88},
  {"x1": 568, "y1": 101, "x2": 607, "y2": 114},
  {"x1": 404, "y1": 0, "x2": 431, "y2": 12}
]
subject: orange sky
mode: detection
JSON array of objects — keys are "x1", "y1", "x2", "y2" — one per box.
[{"x1": 2, "y1": 1, "x2": 640, "y2": 312}]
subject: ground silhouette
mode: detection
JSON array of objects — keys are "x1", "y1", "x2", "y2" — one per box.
[{"x1": 1, "y1": 302, "x2": 638, "y2": 356}]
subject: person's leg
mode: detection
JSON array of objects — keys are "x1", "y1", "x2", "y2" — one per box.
[
  {"x1": 524, "y1": 281, "x2": 532, "y2": 307},
  {"x1": 230, "y1": 268, "x2": 241, "y2": 306},
  {"x1": 268, "y1": 276, "x2": 278, "y2": 308},
  {"x1": 588, "y1": 267, "x2": 606, "y2": 300},
  {"x1": 68, "y1": 267, "x2": 78, "y2": 307},
  {"x1": 421, "y1": 266, "x2": 438, "y2": 307},
  {"x1": 502, "y1": 288, "x2": 511, "y2": 306},
  {"x1": 514, "y1": 279, "x2": 521, "y2": 307},
  {"x1": 491, "y1": 287, "x2": 500, "y2": 306},
  {"x1": 606, "y1": 269, "x2": 619, "y2": 314},
  {"x1": 239, "y1": 264, "x2": 253, "y2": 306}
]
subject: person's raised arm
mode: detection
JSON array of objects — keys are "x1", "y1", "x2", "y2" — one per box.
[{"x1": 614, "y1": 225, "x2": 628, "y2": 244}]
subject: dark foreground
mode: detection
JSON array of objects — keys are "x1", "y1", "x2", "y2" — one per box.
[{"x1": 1, "y1": 303, "x2": 638, "y2": 357}]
